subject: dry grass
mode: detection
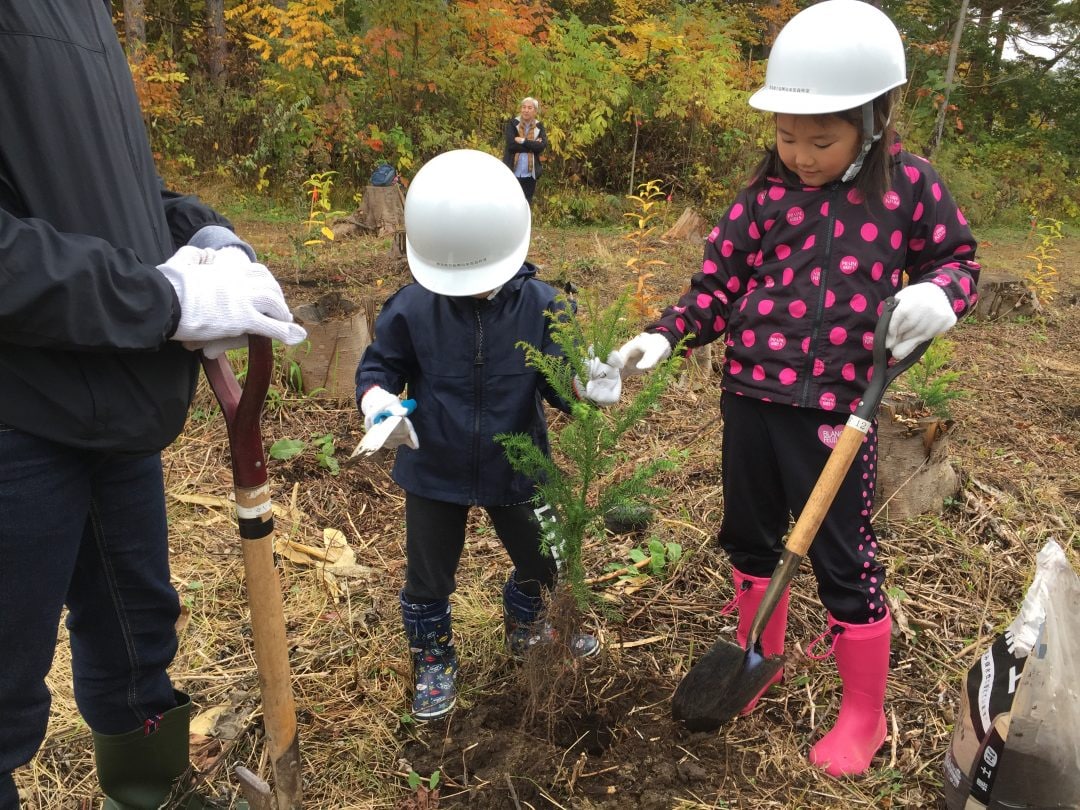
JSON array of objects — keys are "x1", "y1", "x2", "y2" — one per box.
[{"x1": 14, "y1": 220, "x2": 1079, "y2": 809}]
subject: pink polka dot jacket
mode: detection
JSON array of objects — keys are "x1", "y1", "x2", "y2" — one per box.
[{"x1": 649, "y1": 147, "x2": 980, "y2": 414}]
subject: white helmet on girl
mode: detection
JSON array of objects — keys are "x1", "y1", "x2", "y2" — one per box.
[
  {"x1": 404, "y1": 149, "x2": 531, "y2": 297},
  {"x1": 748, "y1": 0, "x2": 906, "y2": 115}
]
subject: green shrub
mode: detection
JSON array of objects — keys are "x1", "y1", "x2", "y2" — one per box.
[{"x1": 536, "y1": 186, "x2": 623, "y2": 227}]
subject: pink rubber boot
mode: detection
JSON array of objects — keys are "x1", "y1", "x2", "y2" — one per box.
[
  {"x1": 730, "y1": 567, "x2": 789, "y2": 715},
  {"x1": 808, "y1": 611, "x2": 891, "y2": 777}
]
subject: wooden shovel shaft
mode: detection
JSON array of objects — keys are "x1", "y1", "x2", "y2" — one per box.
[
  {"x1": 747, "y1": 415, "x2": 871, "y2": 645},
  {"x1": 787, "y1": 416, "x2": 871, "y2": 558},
  {"x1": 202, "y1": 337, "x2": 303, "y2": 809}
]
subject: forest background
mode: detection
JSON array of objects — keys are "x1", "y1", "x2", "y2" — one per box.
[{"x1": 117, "y1": 0, "x2": 1080, "y2": 231}]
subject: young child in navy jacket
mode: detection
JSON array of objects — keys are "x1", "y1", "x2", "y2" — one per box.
[{"x1": 356, "y1": 150, "x2": 620, "y2": 720}]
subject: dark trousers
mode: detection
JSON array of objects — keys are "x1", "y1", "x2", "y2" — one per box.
[
  {"x1": 716, "y1": 394, "x2": 885, "y2": 624},
  {"x1": 403, "y1": 492, "x2": 557, "y2": 603},
  {"x1": 517, "y1": 176, "x2": 537, "y2": 205},
  {"x1": 0, "y1": 426, "x2": 181, "y2": 809}
]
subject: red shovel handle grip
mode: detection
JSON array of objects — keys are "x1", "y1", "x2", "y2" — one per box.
[
  {"x1": 201, "y1": 336, "x2": 275, "y2": 540},
  {"x1": 201, "y1": 336, "x2": 274, "y2": 489}
]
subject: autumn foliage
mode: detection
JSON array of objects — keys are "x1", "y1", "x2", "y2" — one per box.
[{"x1": 126, "y1": 0, "x2": 1079, "y2": 225}]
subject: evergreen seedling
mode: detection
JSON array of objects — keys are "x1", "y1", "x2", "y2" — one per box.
[{"x1": 496, "y1": 288, "x2": 686, "y2": 610}]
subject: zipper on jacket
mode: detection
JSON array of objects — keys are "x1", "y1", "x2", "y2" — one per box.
[
  {"x1": 797, "y1": 184, "x2": 840, "y2": 407},
  {"x1": 472, "y1": 302, "x2": 485, "y2": 504}
]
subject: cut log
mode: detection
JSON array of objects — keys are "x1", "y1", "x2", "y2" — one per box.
[
  {"x1": 328, "y1": 219, "x2": 367, "y2": 240},
  {"x1": 970, "y1": 271, "x2": 1039, "y2": 320},
  {"x1": 289, "y1": 293, "x2": 376, "y2": 400},
  {"x1": 875, "y1": 397, "x2": 959, "y2": 519},
  {"x1": 388, "y1": 230, "x2": 406, "y2": 262},
  {"x1": 663, "y1": 207, "x2": 710, "y2": 242}
]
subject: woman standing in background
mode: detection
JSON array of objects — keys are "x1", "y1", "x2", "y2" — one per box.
[{"x1": 503, "y1": 97, "x2": 546, "y2": 204}]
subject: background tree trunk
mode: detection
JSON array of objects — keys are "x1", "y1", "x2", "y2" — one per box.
[
  {"x1": 206, "y1": 0, "x2": 227, "y2": 84},
  {"x1": 123, "y1": 0, "x2": 146, "y2": 62},
  {"x1": 931, "y1": 0, "x2": 970, "y2": 156}
]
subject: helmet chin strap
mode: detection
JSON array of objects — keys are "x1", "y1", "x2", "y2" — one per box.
[{"x1": 841, "y1": 102, "x2": 881, "y2": 183}]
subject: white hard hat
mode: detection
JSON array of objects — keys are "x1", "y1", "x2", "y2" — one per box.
[
  {"x1": 404, "y1": 149, "x2": 531, "y2": 296},
  {"x1": 748, "y1": 0, "x2": 907, "y2": 115}
]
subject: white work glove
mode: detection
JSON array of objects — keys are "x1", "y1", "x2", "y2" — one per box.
[
  {"x1": 886, "y1": 283, "x2": 957, "y2": 360},
  {"x1": 617, "y1": 332, "x2": 673, "y2": 376},
  {"x1": 157, "y1": 246, "x2": 307, "y2": 353},
  {"x1": 572, "y1": 349, "x2": 624, "y2": 406},
  {"x1": 174, "y1": 248, "x2": 264, "y2": 358},
  {"x1": 359, "y1": 386, "x2": 419, "y2": 451}
]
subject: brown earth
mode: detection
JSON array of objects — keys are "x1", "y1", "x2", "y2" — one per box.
[{"x1": 16, "y1": 202, "x2": 1079, "y2": 810}]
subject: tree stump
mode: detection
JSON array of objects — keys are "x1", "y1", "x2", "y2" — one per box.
[
  {"x1": 663, "y1": 207, "x2": 711, "y2": 242},
  {"x1": 875, "y1": 397, "x2": 959, "y2": 519},
  {"x1": 388, "y1": 229, "x2": 406, "y2": 262},
  {"x1": 289, "y1": 293, "x2": 376, "y2": 401},
  {"x1": 359, "y1": 184, "x2": 405, "y2": 237},
  {"x1": 971, "y1": 271, "x2": 1040, "y2": 320}
]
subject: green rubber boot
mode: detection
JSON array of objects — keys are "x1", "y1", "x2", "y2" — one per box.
[{"x1": 92, "y1": 692, "x2": 211, "y2": 810}]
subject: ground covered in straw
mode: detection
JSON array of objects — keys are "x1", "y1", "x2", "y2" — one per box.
[{"x1": 17, "y1": 209, "x2": 1079, "y2": 809}]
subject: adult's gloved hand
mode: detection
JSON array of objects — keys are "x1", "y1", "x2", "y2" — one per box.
[
  {"x1": 573, "y1": 349, "x2": 624, "y2": 406},
  {"x1": 359, "y1": 386, "x2": 419, "y2": 451},
  {"x1": 886, "y1": 283, "x2": 957, "y2": 360},
  {"x1": 157, "y1": 246, "x2": 307, "y2": 353},
  {"x1": 172, "y1": 247, "x2": 270, "y2": 358},
  {"x1": 617, "y1": 332, "x2": 672, "y2": 376}
]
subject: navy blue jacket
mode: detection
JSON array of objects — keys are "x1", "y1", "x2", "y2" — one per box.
[{"x1": 356, "y1": 264, "x2": 568, "y2": 506}]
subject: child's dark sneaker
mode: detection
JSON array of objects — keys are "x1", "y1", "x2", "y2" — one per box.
[{"x1": 502, "y1": 571, "x2": 600, "y2": 659}]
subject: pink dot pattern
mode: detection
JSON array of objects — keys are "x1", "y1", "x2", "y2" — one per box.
[
  {"x1": 854, "y1": 426, "x2": 886, "y2": 622},
  {"x1": 649, "y1": 148, "x2": 980, "y2": 413}
]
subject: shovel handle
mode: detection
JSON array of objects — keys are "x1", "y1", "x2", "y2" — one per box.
[
  {"x1": 785, "y1": 297, "x2": 929, "y2": 559},
  {"x1": 201, "y1": 337, "x2": 303, "y2": 809},
  {"x1": 747, "y1": 299, "x2": 930, "y2": 643}
]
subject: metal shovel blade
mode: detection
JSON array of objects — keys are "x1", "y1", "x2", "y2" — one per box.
[{"x1": 672, "y1": 641, "x2": 784, "y2": 731}]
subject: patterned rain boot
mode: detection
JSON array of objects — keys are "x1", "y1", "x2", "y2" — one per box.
[
  {"x1": 400, "y1": 593, "x2": 458, "y2": 721},
  {"x1": 502, "y1": 571, "x2": 599, "y2": 659},
  {"x1": 808, "y1": 610, "x2": 892, "y2": 777},
  {"x1": 729, "y1": 566, "x2": 790, "y2": 715}
]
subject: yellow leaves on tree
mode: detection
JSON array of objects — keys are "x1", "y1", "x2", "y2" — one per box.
[{"x1": 228, "y1": 0, "x2": 363, "y2": 83}]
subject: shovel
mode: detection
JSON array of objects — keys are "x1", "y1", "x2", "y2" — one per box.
[
  {"x1": 202, "y1": 336, "x2": 302, "y2": 809},
  {"x1": 671, "y1": 297, "x2": 931, "y2": 732}
]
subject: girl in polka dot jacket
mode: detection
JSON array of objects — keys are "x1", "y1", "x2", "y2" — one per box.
[{"x1": 618, "y1": 0, "x2": 979, "y2": 779}]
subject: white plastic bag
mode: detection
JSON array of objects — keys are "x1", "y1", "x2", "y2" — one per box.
[{"x1": 943, "y1": 540, "x2": 1080, "y2": 809}]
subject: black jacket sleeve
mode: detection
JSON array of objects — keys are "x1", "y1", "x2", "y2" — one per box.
[
  {"x1": 0, "y1": 206, "x2": 180, "y2": 351},
  {"x1": 160, "y1": 183, "x2": 236, "y2": 250}
]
